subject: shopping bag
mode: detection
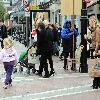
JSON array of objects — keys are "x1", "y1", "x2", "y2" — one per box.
[
  {"x1": 88, "y1": 67, "x2": 95, "y2": 78},
  {"x1": 28, "y1": 47, "x2": 39, "y2": 64},
  {"x1": 88, "y1": 59, "x2": 100, "y2": 78}
]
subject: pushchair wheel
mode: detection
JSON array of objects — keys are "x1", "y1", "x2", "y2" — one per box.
[
  {"x1": 19, "y1": 67, "x2": 23, "y2": 72},
  {"x1": 13, "y1": 67, "x2": 17, "y2": 73},
  {"x1": 26, "y1": 68, "x2": 30, "y2": 75},
  {"x1": 32, "y1": 68, "x2": 36, "y2": 73}
]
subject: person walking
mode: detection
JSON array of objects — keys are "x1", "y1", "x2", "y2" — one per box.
[
  {"x1": 0, "y1": 38, "x2": 18, "y2": 89},
  {"x1": 61, "y1": 19, "x2": 79, "y2": 70},
  {"x1": 36, "y1": 22, "x2": 54, "y2": 78},
  {"x1": 0, "y1": 19, "x2": 7, "y2": 48}
]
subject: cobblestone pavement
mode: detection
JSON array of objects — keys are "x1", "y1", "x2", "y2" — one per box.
[{"x1": 0, "y1": 40, "x2": 100, "y2": 100}]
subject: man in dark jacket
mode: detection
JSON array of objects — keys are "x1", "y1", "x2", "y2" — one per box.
[
  {"x1": 61, "y1": 20, "x2": 79, "y2": 70},
  {"x1": 37, "y1": 22, "x2": 54, "y2": 78},
  {"x1": 0, "y1": 19, "x2": 7, "y2": 48}
]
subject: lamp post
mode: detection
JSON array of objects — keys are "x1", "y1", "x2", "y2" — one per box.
[{"x1": 80, "y1": 0, "x2": 88, "y2": 73}]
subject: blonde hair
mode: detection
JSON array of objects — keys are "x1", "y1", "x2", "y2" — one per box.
[
  {"x1": 43, "y1": 20, "x2": 49, "y2": 25},
  {"x1": 3, "y1": 38, "x2": 14, "y2": 49},
  {"x1": 89, "y1": 16, "x2": 97, "y2": 25}
]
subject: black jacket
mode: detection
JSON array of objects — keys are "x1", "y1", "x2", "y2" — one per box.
[
  {"x1": 0, "y1": 25, "x2": 7, "y2": 39},
  {"x1": 52, "y1": 29, "x2": 59, "y2": 43},
  {"x1": 37, "y1": 28, "x2": 53, "y2": 54}
]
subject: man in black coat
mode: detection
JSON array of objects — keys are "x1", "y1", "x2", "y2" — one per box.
[
  {"x1": 0, "y1": 19, "x2": 7, "y2": 48},
  {"x1": 37, "y1": 22, "x2": 54, "y2": 78}
]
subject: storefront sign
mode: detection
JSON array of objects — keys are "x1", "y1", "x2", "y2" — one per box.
[{"x1": 30, "y1": 6, "x2": 39, "y2": 10}]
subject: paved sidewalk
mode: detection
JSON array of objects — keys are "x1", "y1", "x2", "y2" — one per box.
[{"x1": 0, "y1": 40, "x2": 100, "y2": 100}]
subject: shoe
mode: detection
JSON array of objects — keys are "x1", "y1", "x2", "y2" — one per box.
[
  {"x1": 63, "y1": 66, "x2": 68, "y2": 70},
  {"x1": 43, "y1": 75, "x2": 50, "y2": 78},
  {"x1": 3, "y1": 85, "x2": 8, "y2": 89},
  {"x1": 9, "y1": 84, "x2": 12, "y2": 87},
  {"x1": 36, "y1": 73, "x2": 42, "y2": 77},
  {"x1": 49, "y1": 71, "x2": 55, "y2": 76},
  {"x1": 93, "y1": 86, "x2": 99, "y2": 89}
]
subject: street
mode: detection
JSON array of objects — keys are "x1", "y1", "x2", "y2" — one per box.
[{"x1": 0, "y1": 40, "x2": 100, "y2": 100}]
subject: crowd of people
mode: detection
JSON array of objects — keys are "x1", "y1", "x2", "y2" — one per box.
[{"x1": 0, "y1": 15, "x2": 100, "y2": 89}]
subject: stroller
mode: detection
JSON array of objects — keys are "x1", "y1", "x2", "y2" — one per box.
[{"x1": 13, "y1": 42, "x2": 39, "y2": 74}]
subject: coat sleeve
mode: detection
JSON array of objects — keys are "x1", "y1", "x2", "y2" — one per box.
[
  {"x1": 74, "y1": 29, "x2": 79, "y2": 37},
  {"x1": 95, "y1": 27, "x2": 100, "y2": 52},
  {"x1": 61, "y1": 29, "x2": 73, "y2": 39}
]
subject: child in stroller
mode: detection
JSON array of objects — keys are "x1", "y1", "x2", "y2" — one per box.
[{"x1": 13, "y1": 43, "x2": 38, "y2": 74}]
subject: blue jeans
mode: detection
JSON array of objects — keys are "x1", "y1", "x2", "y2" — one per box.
[{"x1": 3, "y1": 61, "x2": 15, "y2": 85}]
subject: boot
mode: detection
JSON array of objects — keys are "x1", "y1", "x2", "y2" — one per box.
[
  {"x1": 63, "y1": 66, "x2": 68, "y2": 70},
  {"x1": 49, "y1": 63, "x2": 55, "y2": 76},
  {"x1": 93, "y1": 77, "x2": 99, "y2": 89},
  {"x1": 50, "y1": 70, "x2": 55, "y2": 76},
  {"x1": 36, "y1": 65, "x2": 43, "y2": 77},
  {"x1": 63, "y1": 58, "x2": 68, "y2": 70},
  {"x1": 43, "y1": 63, "x2": 50, "y2": 78}
]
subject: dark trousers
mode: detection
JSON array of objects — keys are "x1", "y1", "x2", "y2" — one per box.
[
  {"x1": 38, "y1": 52, "x2": 53, "y2": 75},
  {"x1": 93, "y1": 77, "x2": 100, "y2": 88},
  {"x1": 0, "y1": 40, "x2": 3, "y2": 49},
  {"x1": 3, "y1": 61, "x2": 15, "y2": 85},
  {"x1": 90, "y1": 49, "x2": 95, "y2": 59}
]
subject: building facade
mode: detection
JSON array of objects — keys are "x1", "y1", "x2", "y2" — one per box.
[{"x1": 87, "y1": 0, "x2": 100, "y2": 21}]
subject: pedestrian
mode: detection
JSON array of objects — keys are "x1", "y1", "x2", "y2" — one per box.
[
  {"x1": 61, "y1": 19, "x2": 79, "y2": 70},
  {"x1": 49, "y1": 24, "x2": 59, "y2": 56},
  {"x1": 55, "y1": 23, "x2": 62, "y2": 46},
  {"x1": 88, "y1": 16, "x2": 100, "y2": 58},
  {"x1": 36, "y1": 21, "x2": 54, "y2": 78},
  {"x1": 0, "y1": 38, "x2": 18, "y2": 89},
  {"x1": 88, "y1": 16, "x2": 100, "y2": 89},
  {"x1": 44, "y1": 20, "x2": 55, "y2": 77},
  {"x1": 0, "y1": 19, "x2": 8, "y2": 48}
]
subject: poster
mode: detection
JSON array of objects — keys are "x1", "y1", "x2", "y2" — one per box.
[
  {"x1": 30, "y1": 10, "x2": 50, "y2": 31},
  {"x1": 30, "y1": 10, "x2": 50, "y2": 43}
]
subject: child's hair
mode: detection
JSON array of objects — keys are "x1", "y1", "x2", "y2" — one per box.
[{"x1": 3, "y1": 38, "x2": 14, "y2": 49}]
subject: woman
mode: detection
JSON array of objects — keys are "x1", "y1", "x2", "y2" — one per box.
[
  {"x1": 49, "y1": 24, "x2": 59, "y2": 56},
  {"x1": 88, "y1": 16, "x2": 100, "y2": 89}
]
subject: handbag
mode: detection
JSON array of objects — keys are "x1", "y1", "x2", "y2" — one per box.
[
  {"x1": 88, "y1": 59, "x2": 100, "y2": 78},
  {"x1": 53, "y1": 42, "x2": 59, "y2": 53}
]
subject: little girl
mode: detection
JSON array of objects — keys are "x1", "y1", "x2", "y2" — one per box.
[{"x1": 0, "y1": 38, "x2": 18, "y2": 89}]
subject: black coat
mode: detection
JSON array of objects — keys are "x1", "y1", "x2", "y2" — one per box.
[
  {"x1": 37, "y1": 28, "x2": 53, "y2": 54},
  {"x1": 0, "y1": 25, "x2": 7, "y2": 39},
  {"x1": 62, "y1": 34, "x2": 77, "y2": 52},
  {"x1": 52, "y1": 29, "x2": 59, "y2": 43}
]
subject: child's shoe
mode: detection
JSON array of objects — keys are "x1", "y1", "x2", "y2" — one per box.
[
  {"x1": 3, "y1": 85, "x2": 8, "y2": 89},
  {"x1": 9, "y1": 84, "x2": 12, "y2": 87}
]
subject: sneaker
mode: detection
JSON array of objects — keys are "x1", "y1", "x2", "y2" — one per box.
[
  {"x1": 9, "y1": 84, "x2": 12, "y2": 87},
  {"x1": 3, "y1": 85, "x2": 8, "y2": 89},
  {"x1": 43, "y1": 74, "x2": 50, "y2": 78}
]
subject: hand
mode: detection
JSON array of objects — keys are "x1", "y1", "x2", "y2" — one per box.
[
  {"x1": 72, "y1": 31, "x2": 74, "y2": 35},
  {"x1": 84, "y1": 34, "x2": 87, "y2": 39}
]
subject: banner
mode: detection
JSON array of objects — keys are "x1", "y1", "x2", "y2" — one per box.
[
  {"x1": 61, "y1": 0, "x2": 82, "y2": 16},
  {"x1": 30, "y1": 10, "x2": 50, "y2": 42}
]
